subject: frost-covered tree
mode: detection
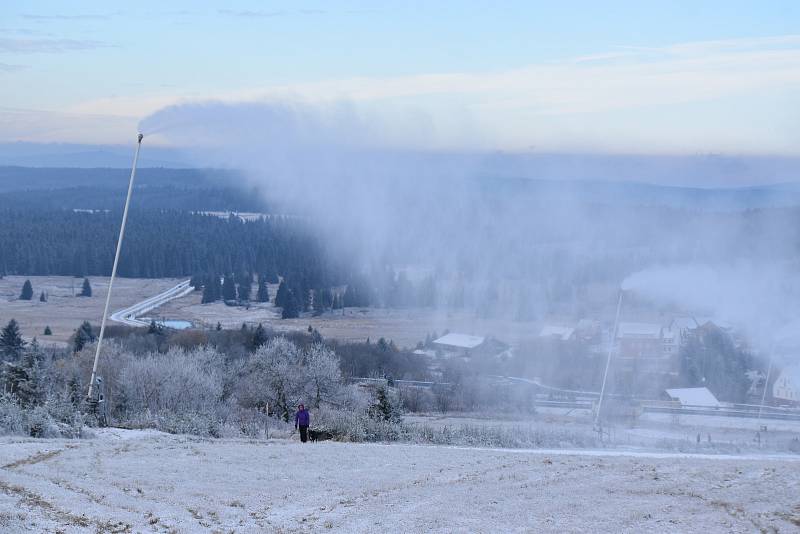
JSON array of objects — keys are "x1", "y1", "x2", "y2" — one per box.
[
  {"x1": 238, "y1": 337, "x2": 304, "y2": 421},
  {"x1": 3, "y1": 340, "x2": 45, "y2": 407},
  {"x1": 305, "y1": 343, "x2": 342, "y2": 408},
  {"x1": 117, "y1": 347, "x2": 224, "y2": 417}
]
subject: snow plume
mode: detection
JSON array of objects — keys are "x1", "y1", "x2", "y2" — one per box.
[
  {"x1": 623, "y1": 261, "x2": 800, "y2": 354},
  {"x1": 140, "y1": 98, "x2": 800, "y2": 337},
  {"x1": 139, "y1": 99, "x2": 593, "y2": 318}
]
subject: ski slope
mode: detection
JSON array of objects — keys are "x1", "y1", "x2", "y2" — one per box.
[
  {"x1": 109, "y1": 280, "x2": 193, "y2": 327},
  {"x1": 0, "y1": 430, "x2": 797, "y2": 532}
]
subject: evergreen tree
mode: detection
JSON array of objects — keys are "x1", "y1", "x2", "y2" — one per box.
[
  {"x1": 275, "y1": 280, "x2": 289, "y2": 308},
  {"x1": 202, "y1": 274, "x2": 221, "y2": 303},
  {"x1": 43, "y1": 325, "x2": 52, "y2": 336},
  {"x1": 281, "y1": 290, "x2": 300, "y2": 319},
  {"x1": 39, "y1": 290, "x2": 47, "y2": 302},
  {"x1": 369, "y1": 386, "x2": 401, "y2": 422},
  {"x1": 80, "y1": 277, "x2": 92, "y2": 297},
  {"x1": 313, "y1": 288, "x2": 333, "y2": 315},
  {"x1": 148, "y1": 320, "x2": 162, "y2": 335},
  {"x1": 251, "y1": 323, "x2": 267, "y2": 348},
  {"x1": 237, "y1": 273, "x2": 252, "y2": 302},
  {"x1": 222, "y1": 273, "x2": 237, "y2": 301},
  {"x1": 73, "y1": 321, "x2": 95, "y2": 352},
  {"x1": 0, "y1": 319, "x2": 26, "y2": 360},
  {"x1": 256, "y1": 276, "x2": 270, "y2": 303},
  {"x1": 215, "y1": 321, "x2": 222, "y2": 331},
  {"x1": 302, "y1": 287, "x2": 313, "y2": 312},
  {"x1": 4, "y1": 340, "x2": 44, "y2": 407},
  {"x1": 189, "y1": 273, "x2": 204, "y2": 291},
  {"x1": 19, "y1": 279, "x2": 33, "y2": 300}
]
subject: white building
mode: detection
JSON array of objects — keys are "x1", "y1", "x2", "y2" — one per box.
[
  {"x1": 665, "y1": 387, "x2": 721, "y2": 408},
  {"x1": 432, "y1": 333, "x2": 486, "y2": 358},
  {"x1": 773, "y1": 366, "x2": 800, "y2": 405},
  {"x1": 538, "y1": 325, "x2": 575, "y2": 342}
]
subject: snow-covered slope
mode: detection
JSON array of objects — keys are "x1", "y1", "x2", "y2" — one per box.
[{"x1": 0, "y1": 430, "x2": 797, "y2": 532}]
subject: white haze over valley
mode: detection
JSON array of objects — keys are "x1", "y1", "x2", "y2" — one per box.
[{"x1": 141, "y1": 100, "x2": 800, "y2": 368}]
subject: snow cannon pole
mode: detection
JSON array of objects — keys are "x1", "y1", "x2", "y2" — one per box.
[
  {"x1": 87, "y1": 133, "x2": 143, "y2": 401},
  {"x1": 595, "y1": 289, "x2": 624, "y2": 432},
  {"x1": 756, "y1": 339, "x2": 775, "y2": 429}
]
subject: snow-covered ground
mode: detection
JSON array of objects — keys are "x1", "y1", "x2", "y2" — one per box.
[{"x1": 1, "y1": 430, "x2": 798, "y2": 533}]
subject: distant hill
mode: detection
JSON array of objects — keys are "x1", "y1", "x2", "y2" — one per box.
[{"x1": 0, "y1": 142, "x2": 191, "y2": 168}]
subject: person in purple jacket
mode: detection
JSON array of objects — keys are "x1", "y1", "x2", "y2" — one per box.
[{"x1": 295, "y1": 404, "x2": 310, "y2": 443}]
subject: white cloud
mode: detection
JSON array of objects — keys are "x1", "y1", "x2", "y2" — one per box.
[{"x1": 30, "y1": 35, "x2": 800, "y2": 151}]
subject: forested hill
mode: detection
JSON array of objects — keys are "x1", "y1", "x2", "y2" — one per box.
[
  {"x1": 0, "y1": 167, "x2": 340, "y2": 291},
  {"x1": 0, "y1": 208, "x2": 339, "y2": 285}
]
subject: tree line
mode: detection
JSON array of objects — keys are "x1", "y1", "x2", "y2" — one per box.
[{"x1": 0, "y1": 209, "x2": 339, "y2": 288}]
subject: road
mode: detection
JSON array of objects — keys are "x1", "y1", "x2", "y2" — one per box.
[{"x1": 109, "y1": 279, "x2": 193, "y2": 327}]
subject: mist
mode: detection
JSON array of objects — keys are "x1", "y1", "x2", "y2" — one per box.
[{"x1": 141, "y1": 99, "x2": 800, "y2": 368}]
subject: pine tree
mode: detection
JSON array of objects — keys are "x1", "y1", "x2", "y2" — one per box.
[
  {"x1": 43, "y1": 326, "x2": 52, "y2": 336},
  {"x1": 80, "y1": 278, "x2": 92, "y2": 297},
  {"x1": 19, "y1": 280, "x2": 33, "y2": 300},
  {"x1": 257, "y1": 276, "x2": 270, "y2": 303},
  {"x1": 275, "y1": 281, "x2": 289, "y2": 308},
  {"x1": 5, "y1": 341, "x2": 44, "y2": 407},
  {"x1": 215, "y1": 322, "x2": 222, "y2": 331},
  {"x1": 189, "y1": 273, "x2": 204, "y2": 291},
  {"x1": 369, "y1": 386, "x2": 400, "y2": 422},
  {"x1": 251, "y1": 323, "x2": 267, "y2": 348},
  {"x1": 222, "y1": 273, "x2": 237, "y2": 301},
  {"x1": 0, "y1": 319, "x2": 26, "y2": 360},
  {"x1": 39, "y1": 291, "x2": 47, "y2": 302},
  {"x1": 202, "y1": 274, "x2": 221, "y2": 303},
  {"x1": 73, "y1": 321, "x2": 95, "y2": 352},
  {"x1": 237, "y1": 273, "x2": 252, "y2": 302},
  {"x1": 281, "y1": 290, "x2": 300, "y2": 319}
]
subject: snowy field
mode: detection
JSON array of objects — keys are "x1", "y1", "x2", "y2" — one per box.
[
  {"x1": 1, "y1": 429, "x2": 799, "y2": 533},
  {"x1": 0, "y1": 276, "x2": 182, "y2": 346}
]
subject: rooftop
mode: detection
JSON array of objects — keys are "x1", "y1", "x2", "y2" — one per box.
[
  {"x1": 539, "y1": 325, "x2": 575, "y2": 341},
  {"x1": 433, "y1": 333, "x2": 486, "y2": 349},
  {"x1": 617, "y1": 322, "x2": 662, "y2": 339},
  {"x1": 665, "y1": 387, "x2": 721, "y2": 407}
]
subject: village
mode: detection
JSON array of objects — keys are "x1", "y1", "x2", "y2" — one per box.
[{"x1": 409, "y1": 314, "x2": 800, "y2": 415}]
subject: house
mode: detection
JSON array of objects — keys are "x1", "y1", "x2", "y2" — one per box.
[
  {"x1": 669, "y1": 316, "x2": 699, "y2": 337},
  {"x1": 432, "y1": 333, "x2": 486, "y2": 358},
  {"x1": 616, "y1": 322, "x2": 663, "y2": 359},
  {"x1": 773, "y1": 365, "x2": 800, "y2": 406},
  {"x1": 616, "y1": 322, "x2": 678, "y2": 375},
  {"x1": 664, "y1": 387, "x2": 721, "y2": 408},
  {"x1": 538, "y1": 325, "x2": 575, "y2": 342}
]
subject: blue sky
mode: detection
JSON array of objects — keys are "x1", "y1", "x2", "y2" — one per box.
[{"x1": 2, "y1": 1, "x2": 800, "y2": 153}]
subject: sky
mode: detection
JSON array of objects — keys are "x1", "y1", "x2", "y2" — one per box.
[{"x1": 1, "y1": 1, "x2": 800, "y2": 154}]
